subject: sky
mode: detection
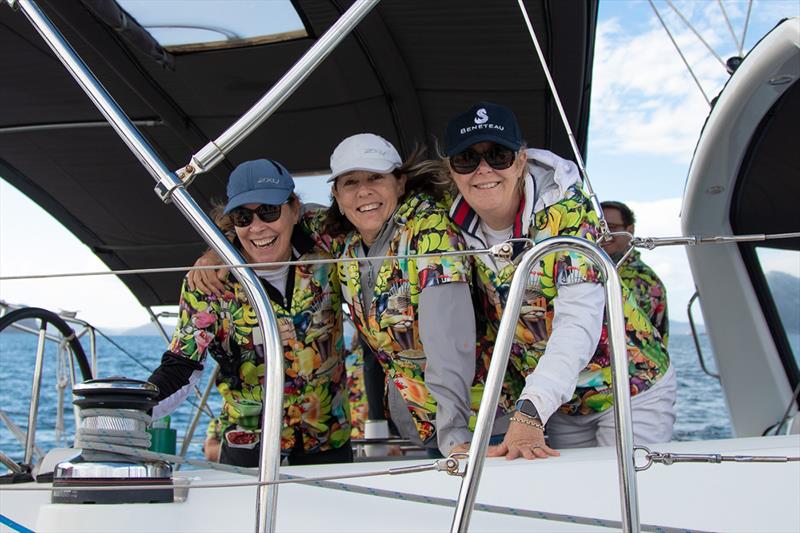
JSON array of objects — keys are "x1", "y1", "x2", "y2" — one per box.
[{"x1": 1, "y1": 0, "x2": 799, "y2": 331}]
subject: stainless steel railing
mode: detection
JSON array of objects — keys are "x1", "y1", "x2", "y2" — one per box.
[
  {"x1": 450, "y1": 236, "x2": 640, "y2": 533},
  {"x1": 8, "y1": 1, "x2": 380, "y2": 532},
  {"x1": 10, "y1": 2, "x2": 282, "y2": 531}
]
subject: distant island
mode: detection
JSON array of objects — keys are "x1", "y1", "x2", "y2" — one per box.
[
  {"x1": 106, "y1": 321, "x2": 177, "y2": 337},
  {"x1": 766, "y1": 271, "x2": 800, "y2": 333}
]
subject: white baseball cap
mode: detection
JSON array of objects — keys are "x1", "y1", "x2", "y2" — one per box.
[{"x1": 328, "y1": 133, "x2": 402, "y2": 183}]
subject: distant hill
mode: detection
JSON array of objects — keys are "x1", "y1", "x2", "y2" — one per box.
[
  {"x1": 766, "y1": 271, "x2": 800, "y2": 333},
  {"x1": 106, "y1": 322, "x2": 177, "y2": 337}
]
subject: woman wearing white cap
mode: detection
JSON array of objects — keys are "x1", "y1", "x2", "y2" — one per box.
[
  {"x1": 324, "y1": 134, "x2": 476, "y2": 457},
  {"x1": 439, "y1": 102, "x2": 674, "y2": 459},
  {"x1": 148, "y1": 159, "x2": 352, "y2": 467}
]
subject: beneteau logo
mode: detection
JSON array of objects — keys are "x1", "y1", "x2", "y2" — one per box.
[{"x1": 460, "y1": 107, "x2": 505, "y2": 135}]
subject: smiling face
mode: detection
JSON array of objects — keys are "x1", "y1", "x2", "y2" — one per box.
[
  {"x1": 449, "y1": 142, "x2": 527, "y2": 230},
  {"x1": 332, "y1": 171, "x2": 406, "y2": 245},
  {"x1": 601, "y1": 206, "x2": 634, "y2": 261},
  {"x1": 233, "y1": 201, "x2": 299, "y2": 267}
]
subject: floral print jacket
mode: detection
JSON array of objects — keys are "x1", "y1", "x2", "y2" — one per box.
[
  {"x1": 170, "y1": 209, "x2": 350, "y2": 454},
  {"x1": 618, "y1": 249, "x2": 669, "y2": 346},
  {"x1": 337, "y1": 193, "x2": 470, "y2": 443},
  {"x1": 452, "y1": 152, "x2": 669, "y2": 418}
]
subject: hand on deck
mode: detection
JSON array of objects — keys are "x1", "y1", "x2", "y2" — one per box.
[
  {"x1": 187, "y1": 250, "x2": 229, "y2": 297},
  {"x1": 487, "y1": 412, "x2": 560, "y2": 460},
  {"x1": 449, "y1": 442, "x2": 470, "y2": 454}
]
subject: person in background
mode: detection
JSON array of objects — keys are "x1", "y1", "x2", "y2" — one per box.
[
  {"x1": 438, "y1": 102, "x2": 674, "y2": 459},
  {"x1": 324, "y1": 133, "x2": 475, "y2": 457},
  {"x1": 148, "y1": 159, "x2": 351, "y2": 467},
  {"x1": 600, "y1": 200, "x2": 669, "y2": 344}
]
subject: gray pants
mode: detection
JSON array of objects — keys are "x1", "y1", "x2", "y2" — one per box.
[{"x1": 546, "y1": 365, "x2": 678, "y2": 448}]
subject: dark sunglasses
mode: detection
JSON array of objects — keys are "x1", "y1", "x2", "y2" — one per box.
[
  {"x1": 230, "y1": 204, "x2": 284, "y2": 227},
  {"x1": 450, "y1": 144, "x2": 517, "y2": 174}
]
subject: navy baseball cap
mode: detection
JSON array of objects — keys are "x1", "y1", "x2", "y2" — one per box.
[
  {"x1": 444, "y1": 102, "x2": 524, "y2": 157},
  {"x1": 224, "y1": 159, "x2": 295, "y2": 214}
]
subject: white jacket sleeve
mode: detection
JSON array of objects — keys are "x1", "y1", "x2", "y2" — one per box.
[
  {"x1": 419, "y1": 282, "x2": 476, "y2": 455},
  {"x1": 517, "y1": 282, "x2": 605, "y2": 423}
]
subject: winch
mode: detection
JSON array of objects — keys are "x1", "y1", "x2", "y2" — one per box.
[{"x1": 52, "y1": 377, "x2": 173, "y2": 504}]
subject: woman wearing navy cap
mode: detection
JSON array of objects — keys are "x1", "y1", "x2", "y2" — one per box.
[
  {"x1": 147, "y1": 159, "x2": 352, "y2": 467},
  {"x1": 439, "y1": 102, "x2": 674, "y2": 459}
]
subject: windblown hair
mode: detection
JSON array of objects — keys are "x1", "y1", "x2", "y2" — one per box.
[
  {"x1": 600, "y1": 200, "x2": 636, "y2": 226},
  {"x1": 323, "y1": 144, "x2": 450, "y2": 237}
]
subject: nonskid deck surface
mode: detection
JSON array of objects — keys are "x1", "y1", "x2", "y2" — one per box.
[{"x1": 1, "y1": 435, "x2": 798, "y2": 533}]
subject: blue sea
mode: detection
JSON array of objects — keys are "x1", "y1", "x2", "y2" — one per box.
[{"x1": 0, "y1": 331, "x2": 738, "y2": 464}]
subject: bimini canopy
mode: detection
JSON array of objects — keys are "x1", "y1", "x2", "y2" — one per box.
[{"x1": 0, "y1": 0, "x2": 597, "y2": 307}]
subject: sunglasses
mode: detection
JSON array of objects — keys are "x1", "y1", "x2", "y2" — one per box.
[
  {"x1": 230, "y1": 204, "x2": 284, "y2": 227},
  {"x1": 450, "y1": 144, "x2": 517, "y2": 174}
]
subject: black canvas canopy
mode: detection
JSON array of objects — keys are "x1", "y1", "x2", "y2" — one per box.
[{"x1": 0, "y1": 0, "x2": 597, "y2": 307}]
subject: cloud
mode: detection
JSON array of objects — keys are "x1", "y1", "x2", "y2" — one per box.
[{"x1": 589, "y1": 0, "x2": 793, "y2": 163}]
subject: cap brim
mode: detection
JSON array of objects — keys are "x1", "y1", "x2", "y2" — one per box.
[
  {"x1": 326, "y1": 162, "x2": 400, "y2": 183},
  {"x1": 445, "y1": 134, "x2": 522, "y2": 157},
  {"x1": 224, "y1": 188, "x2": 292, "y2": 213}
]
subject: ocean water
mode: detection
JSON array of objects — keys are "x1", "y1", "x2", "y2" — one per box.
[{"x1": 0, "y1": 331, "x2": 739, "y2": 464}]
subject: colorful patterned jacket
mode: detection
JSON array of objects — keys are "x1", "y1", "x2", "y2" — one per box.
[
  {"x1": 337, "y1": 193, "x2": 470, "y2": 444},
  {"x1": 169, "y1": 209, "x2": 350, "y2": 454},
  {"x1": 618, "y1": 249, "x2": 669, "y2": 346},
  {"x1": 451, "y1": 149, "x2": 669, "y2": 419}
]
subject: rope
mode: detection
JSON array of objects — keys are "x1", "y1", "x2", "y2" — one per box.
[
  {"x1": 740, "y1": 0, "x2": 753, "y2": 52},
  {"x1": 649, "y1": 0, "x2": 712, "y2": 105},
  {"x1": 3, "y1": 231, "x2": 799, "y2": 283},
  {"x1": 665, "y1": 0, "x2": 727, "y2": 67},
  {"x1": 0, "y1": 249, "x2": 489, "y2": 282},
  {"x1": 717, "y1": 0, "x2": 743, "y2": 57}
]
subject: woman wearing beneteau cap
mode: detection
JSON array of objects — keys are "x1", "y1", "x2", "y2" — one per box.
[
  {"x1": 148, "y1": 159, "x2": 352, "y2": 467},
  {"x1": 439, "y1": 102, "x2": 674, "y2": 459},
  {"x1": 324, "y1": 134, "x2": 476, "y2": 457}
]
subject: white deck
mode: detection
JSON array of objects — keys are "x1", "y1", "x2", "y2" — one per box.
[{"x1": 2, "y1": 435, "x2": 798, "y2": 533}]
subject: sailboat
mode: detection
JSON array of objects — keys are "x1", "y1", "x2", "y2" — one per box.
[{"x1": 0, "y1": 1, "x2": 798, "y2": 532}]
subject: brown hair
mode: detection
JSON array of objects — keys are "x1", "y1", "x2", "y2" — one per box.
[{"x1": 323, "y1": 144, "x2": 450, "y2": 237}]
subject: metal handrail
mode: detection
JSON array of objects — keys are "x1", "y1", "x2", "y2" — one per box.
[
  {"x1": 11, "y1": 2, "x2": 284, "y2": 531},
  {"x1": 451, "y1": 236, "x2": 640, "y2": 533},
  {"x1": 10, "y1": 1, "x2": 381, "y2": 531},
  {"x1": 185, "y1": 0, "x2": 381, "y2": 178},
  {"x1": 687, "y1": 291, "x2": 720, "y2": 380}
]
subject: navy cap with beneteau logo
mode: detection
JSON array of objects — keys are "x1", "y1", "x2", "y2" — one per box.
[
  {"x1": 224, "y1": 159, "x2": 295, "y2": 214},
  {"x1": 444, "y1": 101, "x2": 525, "y2": 157}
]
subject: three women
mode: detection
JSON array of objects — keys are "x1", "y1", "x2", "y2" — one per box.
[{"x1": 171, "y1": 104, "x2": 675, "y2": 464}]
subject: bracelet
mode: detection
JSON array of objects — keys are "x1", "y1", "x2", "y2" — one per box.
[{"x1": 510, "y1": 415, "x2": 545, "y2": 431}]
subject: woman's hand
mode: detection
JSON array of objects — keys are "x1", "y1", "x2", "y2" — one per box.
[
  {"x1": 187, "y1": 250, "x2": 228, "y2": 297},
  {"x1": 203, "y1": 435, "x2": 222, "y2": 462},
  {"x1": 449, "y1": 442, "x2": 470, "y2": 455},
  {"x1": 487, "y1": 413, "x2": 560, "y2": 460}
]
